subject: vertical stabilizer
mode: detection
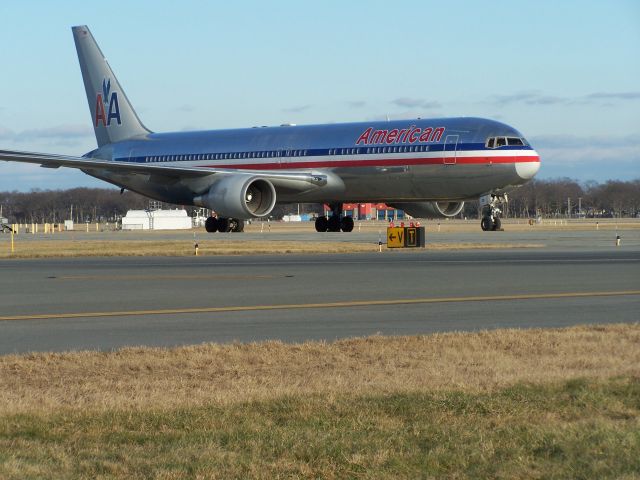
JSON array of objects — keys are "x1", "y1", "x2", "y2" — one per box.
[{"x1": 72, "y1": 25, "x2": 150, "y2": 147}]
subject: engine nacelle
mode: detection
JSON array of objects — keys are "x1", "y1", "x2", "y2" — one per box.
[
  {"x1": 195, "y1": 175, "x2": 276, "y2": 219},
  {"x1": 391, "y1": 201, "x2": 464, "y2": 219}
]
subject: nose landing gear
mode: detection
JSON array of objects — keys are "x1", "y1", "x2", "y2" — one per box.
[{"x1": 479, "y1": 194, "x2": 506, "y2": 231}]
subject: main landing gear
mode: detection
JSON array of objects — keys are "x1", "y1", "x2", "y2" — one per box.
[
  {"x1": 205, "y1": 216, "x2": 245, "y2": 233},
  {"x1": 479, "y1": 194, "x2": 506, "y2": 231},
  {"x1": 315, "y1": 204, "x2": 354, "y2": 232}
]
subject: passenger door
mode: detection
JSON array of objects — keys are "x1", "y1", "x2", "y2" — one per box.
[{"x1": 443, "y1": 135, "x2": 458, "y2": 165}]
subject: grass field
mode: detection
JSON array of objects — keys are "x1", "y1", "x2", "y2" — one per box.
[
  {"x1": 0, "y1": 239, "x2": 544, "y2": 258},
  {"x1": 2, "y1": 217, "x2": 637, "y2": 258},
  {"x1": 1, "y1": 324, "x2": 639, "y2": 478}
]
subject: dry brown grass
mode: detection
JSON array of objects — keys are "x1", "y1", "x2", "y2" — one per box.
[
  {"x1": 0, "y1": 239, "x2": 543, "y2": 258},
  {"x1": 1, "y1": 323, "x2": 638, "y2": 415}
]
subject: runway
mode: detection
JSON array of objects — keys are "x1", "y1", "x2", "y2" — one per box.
[{"x1": 1, "y1": 245, "x2": 639, "y2": 354}]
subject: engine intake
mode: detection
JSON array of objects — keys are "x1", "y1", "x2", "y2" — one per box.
[
  {"x1": 391, "y1": 201, "x2": 464, "y2": 219},
  {"x1": 195, "y1": 175, "x2": 276, "y2": 219}
]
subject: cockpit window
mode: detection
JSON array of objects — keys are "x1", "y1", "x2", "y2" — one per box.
[{"x1": 486, "y1": 136, "x2": 526, "y2": 148}]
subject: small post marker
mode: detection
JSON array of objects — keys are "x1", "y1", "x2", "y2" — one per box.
[
  {"x1": 596, "y1": 222, "x2": 599, "y2": 230},
  {"x1": 616, "y1": 235, "x2": 621, "y2": 247},
  {"x1": 438, "y1": 222, "x2": 441, "y2": 232},
  {"x1": 378, "y1": 230, "x2": 382, "y2": 252},
  {"x1": 194, "y1": 242, "x2": 199, "y2": 255},
  {"x1": 11, "y1": 226, "x2": 15, "y2": 254}
]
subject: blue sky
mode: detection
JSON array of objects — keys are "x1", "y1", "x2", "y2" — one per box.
[{"x1": 0, "y1": 0, "x2": 638, "y2": 190}]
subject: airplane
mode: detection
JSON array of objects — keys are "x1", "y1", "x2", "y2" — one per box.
[{"x1": 0, "y1": 25, "x2": 540, "y2": 233}]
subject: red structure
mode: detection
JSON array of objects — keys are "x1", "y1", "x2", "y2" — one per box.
[{"x1": 323, "y1": 203, "x2": 404, "y2": 221}]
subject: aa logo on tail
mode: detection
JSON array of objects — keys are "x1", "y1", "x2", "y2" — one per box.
[{"x1": 94, "y1": 78, "x2": 121, "y2": 127}]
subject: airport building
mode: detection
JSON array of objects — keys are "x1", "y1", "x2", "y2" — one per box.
[
  {"x1": 326, "y1": 203, "x2": 405, "y2": 221},
  {"x1": 121, "y1": 209, "x2": 193, "y2": 230}
]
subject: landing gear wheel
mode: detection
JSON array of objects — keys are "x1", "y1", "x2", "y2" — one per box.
[
  {"x1": 481, "y1": 217, "x2": 492, "y2": 231},
  {"x1": 217, "y1": 217, "x2": 231, "y2": 232},
  {"x1": 229, "y1": 218, "x2": 245, "y2": 233},
  {"x1": 315, "y1": 216, "x2": 328, "y2": 232},
  {"x1": 205, "y1": 217, "x2": 219, "y2": 233},
  {"x1": 327, "y1": 216, "x2": 341, "y2": 232},
  {"x1": 492, "y1": 217, "x2": 502, "y2": 231},
  {"x1": 340, "y1": 216, "x2": 354, "y2": 232}
]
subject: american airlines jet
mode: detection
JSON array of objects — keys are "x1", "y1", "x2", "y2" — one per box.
[{"x1": 1, "y1": 26, "x2": 540, "y2": 233}]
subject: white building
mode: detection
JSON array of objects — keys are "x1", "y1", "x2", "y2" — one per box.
[{"x1": 122, "y1": 209, "x2": 192, "y2": 230}]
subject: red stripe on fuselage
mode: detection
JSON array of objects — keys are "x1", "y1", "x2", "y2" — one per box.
[{"x1": 202, "y1": 155, "x2": 540, "y2": 170}]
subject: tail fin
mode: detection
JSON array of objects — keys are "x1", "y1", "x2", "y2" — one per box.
[{"x1": 72, "y1": 25, "x2": 151, "y2": 147}]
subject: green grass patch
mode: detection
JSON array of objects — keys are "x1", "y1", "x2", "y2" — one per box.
[{"x1": 1, "y1": 377, "x2": 639, "y2": 479}]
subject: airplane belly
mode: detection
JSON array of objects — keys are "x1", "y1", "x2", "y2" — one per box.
[{"x1": 279, "y1": 163, "x2": 522, "y2": 203}]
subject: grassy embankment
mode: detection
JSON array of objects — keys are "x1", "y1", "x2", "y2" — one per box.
[{"x1": 1, "y1": 324, "x2": 639, "y2": 478}]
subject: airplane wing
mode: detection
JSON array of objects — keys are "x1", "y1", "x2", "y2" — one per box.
[{"x1": 0, "y1": 149, "x2": 328, "y2": 187}]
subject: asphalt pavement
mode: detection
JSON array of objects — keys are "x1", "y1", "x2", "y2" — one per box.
[{"x1": 1, "y1": 234, "x2": 638, "y2": 353}]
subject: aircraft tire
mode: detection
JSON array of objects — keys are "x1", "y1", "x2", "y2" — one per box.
[
  {"x1": 481, "y1": 217, "x2": 492, "y2": 231},
  {"x1": 327, "y1": 216, "x2": 341, "y2": 232},
  {"x1": 231, "y1": 218, "x2": 245, "y2": 232},
  {"x1": 492, "y1": 216, "x2": 502, "y2": 231},
  {"x1": 340, "y1": 216, "x2": 354, "y2": 232},
  {"x1": 315, "y1": 216, "x2": 328, "y2": 232},
  {"x1": 205, "y1": 217, "x2": 219, "y2": 233},
  {"x1": 217, "y1": 217, "x2": 231, "y2": 232}
]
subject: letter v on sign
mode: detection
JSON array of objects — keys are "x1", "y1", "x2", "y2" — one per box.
[{"x1": 386, "y1": 227, "x2": 405, "y2": 248}]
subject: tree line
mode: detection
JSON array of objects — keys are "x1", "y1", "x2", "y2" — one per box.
[
  {"x1": 483, "y1": 178, "x2": 639, "y2": 218},
  {"x1": 0, "y1": 188, "x2": 150, "y2": 224},
  {"x1": 0, "y1": 178, "x2": 638, "y2": 223}
]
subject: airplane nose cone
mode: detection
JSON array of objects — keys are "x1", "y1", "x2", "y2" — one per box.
[{"x1": 515, "y1": 152, "x2": 540, "y2": 179}]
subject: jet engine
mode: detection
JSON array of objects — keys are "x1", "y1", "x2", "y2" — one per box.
[
  {"x1": 195, "y1": 175, "x2": 276, "y2": 219},
  {"x1": 391, "y1": 201, "x2": 464, "y2": 219}
]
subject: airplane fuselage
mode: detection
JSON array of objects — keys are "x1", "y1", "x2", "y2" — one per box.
[{"x1": 87, "y1": 117, "x2": 539, "y2": 206}]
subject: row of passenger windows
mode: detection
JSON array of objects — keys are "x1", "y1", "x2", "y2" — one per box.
[
  {"x1": 143, "y1": 145, "x2": 431, "y2": 163},
  {"x1": 145, "y1": 150, "x2": 308, "y2": 162},
  {"x1": 486, "y1": 136, "x2": 526, "y2": 148},
  {"x1": 333, "y1": 145, "x2": 430, "y2": 155}
]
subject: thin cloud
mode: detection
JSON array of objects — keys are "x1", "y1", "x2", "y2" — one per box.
[
  {"x1": 175, "y1": 104, "x2": 196, "y2": 113},
  {"x1": 531, "y1": 133, "x2": 640, "y2": 150},
  {"x1": 584, "y1": 92, "x2": 640, "y2": 101},
  {"x1": 490, "y1": 90, "x2": 640, "y2": 106},
  {"x1": 366, "y1": 111, "x2": 444, "y2": 122},
  {"x1": 13, "y1": 125, "x2": 93, "y2": 142},
  {"x1": 491, "y1": 91, "x2": 566, "y2": 106},
  {"x1": 347, "y1": 100, "x2": 366, "y2": 108},
  {"x1": 531, "y1": 133, "x2": 640, "y2": 181},
  {"x1": 0, "y1": 125, "x2": 14, "y2": 140},
  {"x1": 532, "y1": 134, "x2": 640, "y2": 181},
  {"x1": 392, "y1": 98, "x2": 442, "y2": 109},
  {"x1": 283, "y1": 105, "x2": 311, "y2": 113}
]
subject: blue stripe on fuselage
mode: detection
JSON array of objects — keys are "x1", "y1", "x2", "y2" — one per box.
[{"x1": 116, "y1": 143, "x2": 531, "y2": 164}]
